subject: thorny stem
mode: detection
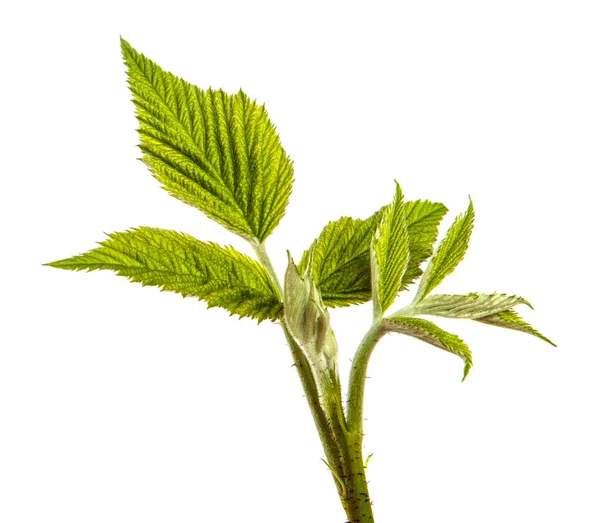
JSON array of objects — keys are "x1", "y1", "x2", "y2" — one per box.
[
  {"x1": 327, "y1": 394, "x2": 375, "y2": 522},
  {"x1": 346, "y1": 323, "x2": 387, "y2": 436},
  {"x1": 281, "y1": 329, "x2": 346, "y2": 479},
  {"x1": 252, "y1": 241, "x2": 346, "y2": 488},
  {"x1": 252, "y1": 240, "x2": 380, "y2": 522}
]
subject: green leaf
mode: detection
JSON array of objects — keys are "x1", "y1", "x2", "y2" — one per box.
[
  {"x1": 45, "y1": 227, "x2": 282, "y2": 322},
  {"x1": 385, "y1": 316, "x2": 473, "y2": 380},
  {"x1": 121, "y1": 38, "x2": 293, "y2": 242},
  {"x1": 414, "y1": 293, "x2": 532, "y2": 319},
  {"x1": 297, "y1": 200, "x2": 446, "y2": 308},
  {"x1": 298, "y1": 212, "x2": 382, "y2": 307},
  {"x1": 372, "y1": 182, "x2": 409, "y2": 317},
  {"x1": 415, "y1": 199, "x2": 475, "y2": 301},
  {"x1": 476, "y1": 309, "x2": 556, "y2": 346},
  {"x1": 401, "y1": 200, "x2": 448, "y2": 289}
]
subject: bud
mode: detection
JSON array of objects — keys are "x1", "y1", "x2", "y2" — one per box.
[{"x1": 283, "y1": 253, "x2": 338, "y2": 385}]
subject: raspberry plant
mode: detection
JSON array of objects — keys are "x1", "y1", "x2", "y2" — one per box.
[{"x1": 46, "y1": 38, "x2": 554, "y2": 522}]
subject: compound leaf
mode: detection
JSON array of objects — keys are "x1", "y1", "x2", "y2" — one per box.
[
  {"x1": 386, "y1": 316, "x2": 473, "y2": 380},
  {"x1": 121, "y1": 38, "x2": 293, "y2": 242},
  {"x1": 45, "y1": 227, "x2": 282, "y2": 322},
  {"x1": 298, "y1": 199, "x2": 446, "y2": 308},
  {"x1": 415, "y1": 199, "x2": 475, "y2": 301},
  {"x1": 415, "y1": 293, "x2": 531, "y2": 319},
  {"x1": 476, "y1": 309, "x2": 556, "y2": 346}
]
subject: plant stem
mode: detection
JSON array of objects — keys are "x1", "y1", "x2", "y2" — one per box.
[
  {"x1": 282, "y1": 330, "x2": 345, "y2": 475},
  {"x1": 339, "y1": 322, "x2": 387, "y2": 521},
  {"x1": 252, "y1": 240, "x2": 379, "y2": 522},
  {"x1": 346, "y1": 322, "x2": 387, "y2": 436},
  {"x1": 327, "y1": 396, "x2": 375, "y2": 522},
  {"x1": 252, "y1": 241, "x2": 346, "y2": 489}
]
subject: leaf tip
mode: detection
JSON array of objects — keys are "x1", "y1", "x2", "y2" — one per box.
[
  {"x1": 285, "y1": 250, "x2": 295, "y2": 267},
  {"x1": 393, "y1": 179, "x2": 405, "y2": 201},
  {"x1": 43, "y1": 259, "x2": 67, "y2": 270},
  {"x1": 461, "y1": 362, "x2": 472, "y2": 382},
  {"x1": 119, "y1": 36, "x2": 133, "y2": 57}
]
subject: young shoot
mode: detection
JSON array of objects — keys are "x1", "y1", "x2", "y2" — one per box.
[{"x1": 45, "y1": 39, "x2": 554, "y2": 523}]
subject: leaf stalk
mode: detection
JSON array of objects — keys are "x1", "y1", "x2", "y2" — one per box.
[{"x1": 346, "y1": 321, "x2": 387, "y2": 436}]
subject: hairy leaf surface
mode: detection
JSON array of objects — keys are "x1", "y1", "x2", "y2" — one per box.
[
  {"x1": 476, "y1": 309, "x2": 556, "y2": 346},
  {"x1": 121, "y1": 39, "x2": 293, "y2": 242},
  {"x1": 401, "y1": 200, "x2": 448, "y2": 289},
  {"x1": 372, "y1": 182, "x2": 409, "y2": 317},
  {"x1": 386, "y1": 316, "x2": 473, "y2": 380},
  {"x1": 45, "y1": 227, "x2": 282, "y2": 322},
  {"x1": 415, "y1": 293, "x2": 531, "y2": 319},
  {"x1": 415, "y1": 199, "x2": 475, "y2": 301},
  {"x1": 298, "y1": 200, "x2": 446, "y2": 308},
  {"x1": 283, "y1": 256, "x2": 338, "y2": 386},
  {"x1": 298, "y1": 212, "x2": 382, "y2": 307}
]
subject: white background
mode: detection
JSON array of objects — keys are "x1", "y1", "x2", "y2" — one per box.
[{"x1": 1, "y1": 1, "x2": 599, "y2": 522}]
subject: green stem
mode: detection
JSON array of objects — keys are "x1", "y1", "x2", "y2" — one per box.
[
  {"x1": 282, "y1": 330, "x2": 344, "y2": 474},
  {"x1": 251, "y1": 241, "x2": 345, "y2": 488},
  {"x1": 252, "y1": 240, "x2": 378, "y2": 521},
  {"x1": 342, "y1": 432, "x2": 374, "y2": 522},
  {"x1": 346, "y1": 322, "x2": 387, "y2": 436},
  {"x1": 252, "y1": 240, "x2": 283, "y2": 295},
  {"x1": 327, "y1": 396, "x2": 375, "y2": 522}
]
